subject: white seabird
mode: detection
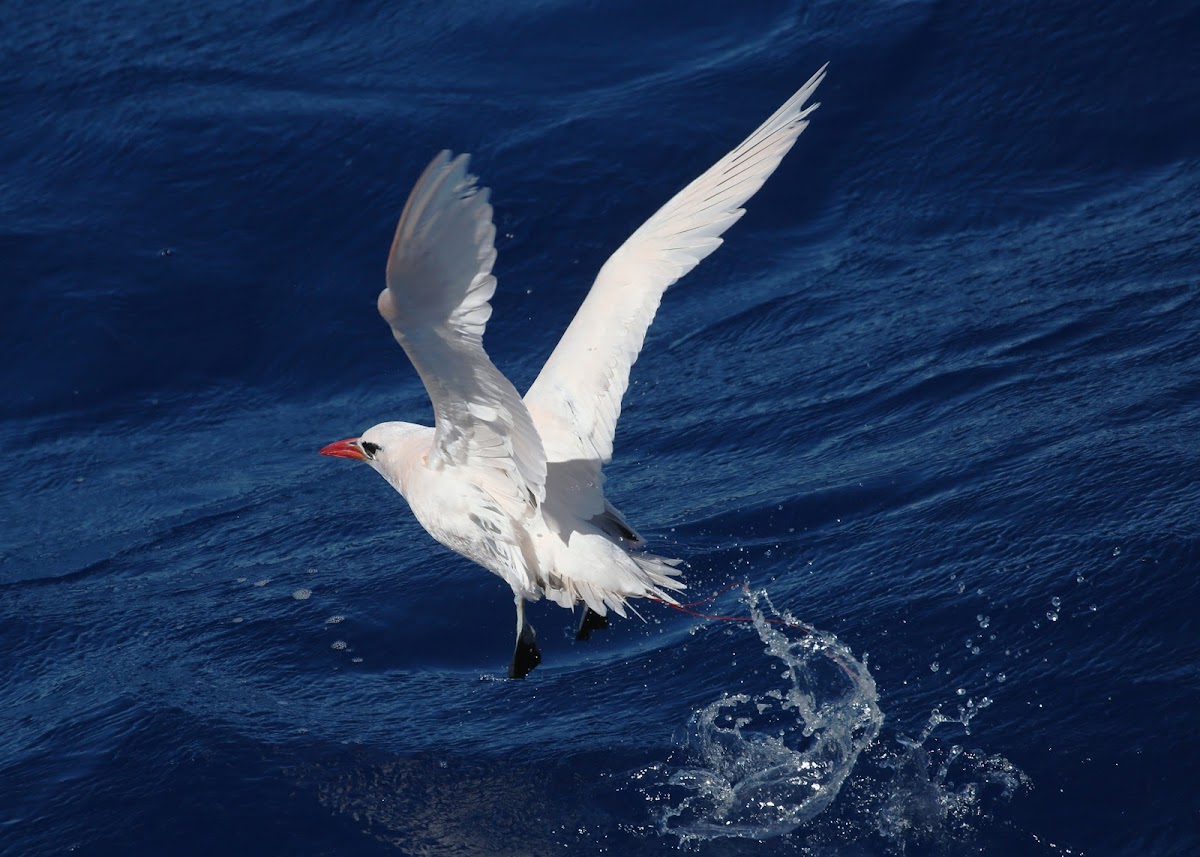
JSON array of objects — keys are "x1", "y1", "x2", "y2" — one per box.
[{"x1": 321, "y1": 66, "x2": 827, "y2": 677}]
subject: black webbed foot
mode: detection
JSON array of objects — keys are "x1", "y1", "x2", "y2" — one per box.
[
  {"x1": 575, "y1": 607, "x2": 609, "y2": 642},
  {"x1": 509, "y1": 621, "x2": 541, "y2": 678}
]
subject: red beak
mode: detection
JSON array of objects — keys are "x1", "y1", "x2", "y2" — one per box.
[{"x1": 319, "y1": 437, "x2": 367, "y2": 460}]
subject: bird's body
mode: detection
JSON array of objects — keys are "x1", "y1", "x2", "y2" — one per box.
[{"x1": 321, "y1": 66, "x2": 827, "y2": 676}]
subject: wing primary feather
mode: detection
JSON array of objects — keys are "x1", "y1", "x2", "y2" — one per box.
[
  {"x1": 524, "y1": 65, "x2": 827, "y2": 538},
  {"x1": 381, "y1": 150, "x2": 547, "y2": 517}
]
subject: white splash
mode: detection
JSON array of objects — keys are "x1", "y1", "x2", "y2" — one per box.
[{"x1": 650, "y1": 589, "x2": 883, "y2": 839}]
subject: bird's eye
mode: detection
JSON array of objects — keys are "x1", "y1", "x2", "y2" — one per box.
[{"x1": 361, "y1": 441, "x2": 381, "y2": 458}]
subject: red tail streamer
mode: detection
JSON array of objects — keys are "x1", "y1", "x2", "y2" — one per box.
[{"x1": 652, "y1": 581, "x2": 811, "y2": 635}]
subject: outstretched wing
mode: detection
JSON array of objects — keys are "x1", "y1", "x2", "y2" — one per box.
[
  {"x1": 524, "y1": 66, "x2": 827, "y2": 524},
  {"x1": 379, "y1": 151, "x2": 546, "y2": 518}
]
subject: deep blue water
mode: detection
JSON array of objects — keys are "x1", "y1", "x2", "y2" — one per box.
[{"x1": 3, "y1": 1, "x2": 1199, "y2": 854}]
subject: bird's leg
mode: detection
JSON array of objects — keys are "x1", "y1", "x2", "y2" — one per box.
[
  {"x1": 575, "y1": 607, "x2": 609, "y2": 641},
  {"x1": 509, "y1": 595, "x2": 541, "y2": 679}
]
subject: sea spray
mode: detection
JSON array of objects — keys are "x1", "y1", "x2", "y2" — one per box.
[
  {"x1": 873, "y1": 702, "x2": 1029, "y2": 845},
  {"x1": 643, "y1": 588, "x2": 883, "y2": 839}
]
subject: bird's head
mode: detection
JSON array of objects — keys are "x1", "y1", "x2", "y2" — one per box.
[{"x1": 319, "y1": 421, "x2": 430, "y2": 493}]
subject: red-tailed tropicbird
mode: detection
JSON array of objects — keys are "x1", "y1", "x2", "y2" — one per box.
[{"x1": 321, "y1": 66, "x2": 826, "y2": 677}]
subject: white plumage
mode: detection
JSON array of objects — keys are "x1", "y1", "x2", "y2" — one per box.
[{"x1": 321, "y1": 66, "x2": 827, "y2": 677}]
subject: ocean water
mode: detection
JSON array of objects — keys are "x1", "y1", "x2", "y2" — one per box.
[{"x1": 2, "y1": 1, "x2": 1198, "y2": 854}]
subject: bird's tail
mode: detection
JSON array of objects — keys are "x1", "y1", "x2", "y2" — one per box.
[
  {"x1": 540, "y1": 535, "x2": 686, "y2": 617},
  {"x1": 631, "y1": 553, "x2": 687, "y2": 603}
]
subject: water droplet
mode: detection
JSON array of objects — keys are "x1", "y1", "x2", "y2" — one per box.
[
  {"x1": 1112, "y1": 546, "x2": 1121, "y2": 556},
  {"x1": 930, "y1": 661, "x2": 940, "y2": 672},
  {"x1": 1051, "y1": 596, "x2": 1061, "y2": 608},
  {"x1": 997, "y1": 673, "x2": 1007, "y2": 682},
  {"x1": 977, "y1": 614, "x2": 991, "y2": 629},
  {"x1": 970, "y1": 645, "x2": 981, "y2": 655},
  {"x1": 331, "y1": 640, "x2": 348, "y2": 650},
  {"x1": 1047, "y1": 612, "x2": 1059, "y2": 622}
]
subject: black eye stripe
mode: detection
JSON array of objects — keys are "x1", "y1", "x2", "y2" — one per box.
[{"x1": 361, "y1": 441, "x2": 381, "y2": 457}]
